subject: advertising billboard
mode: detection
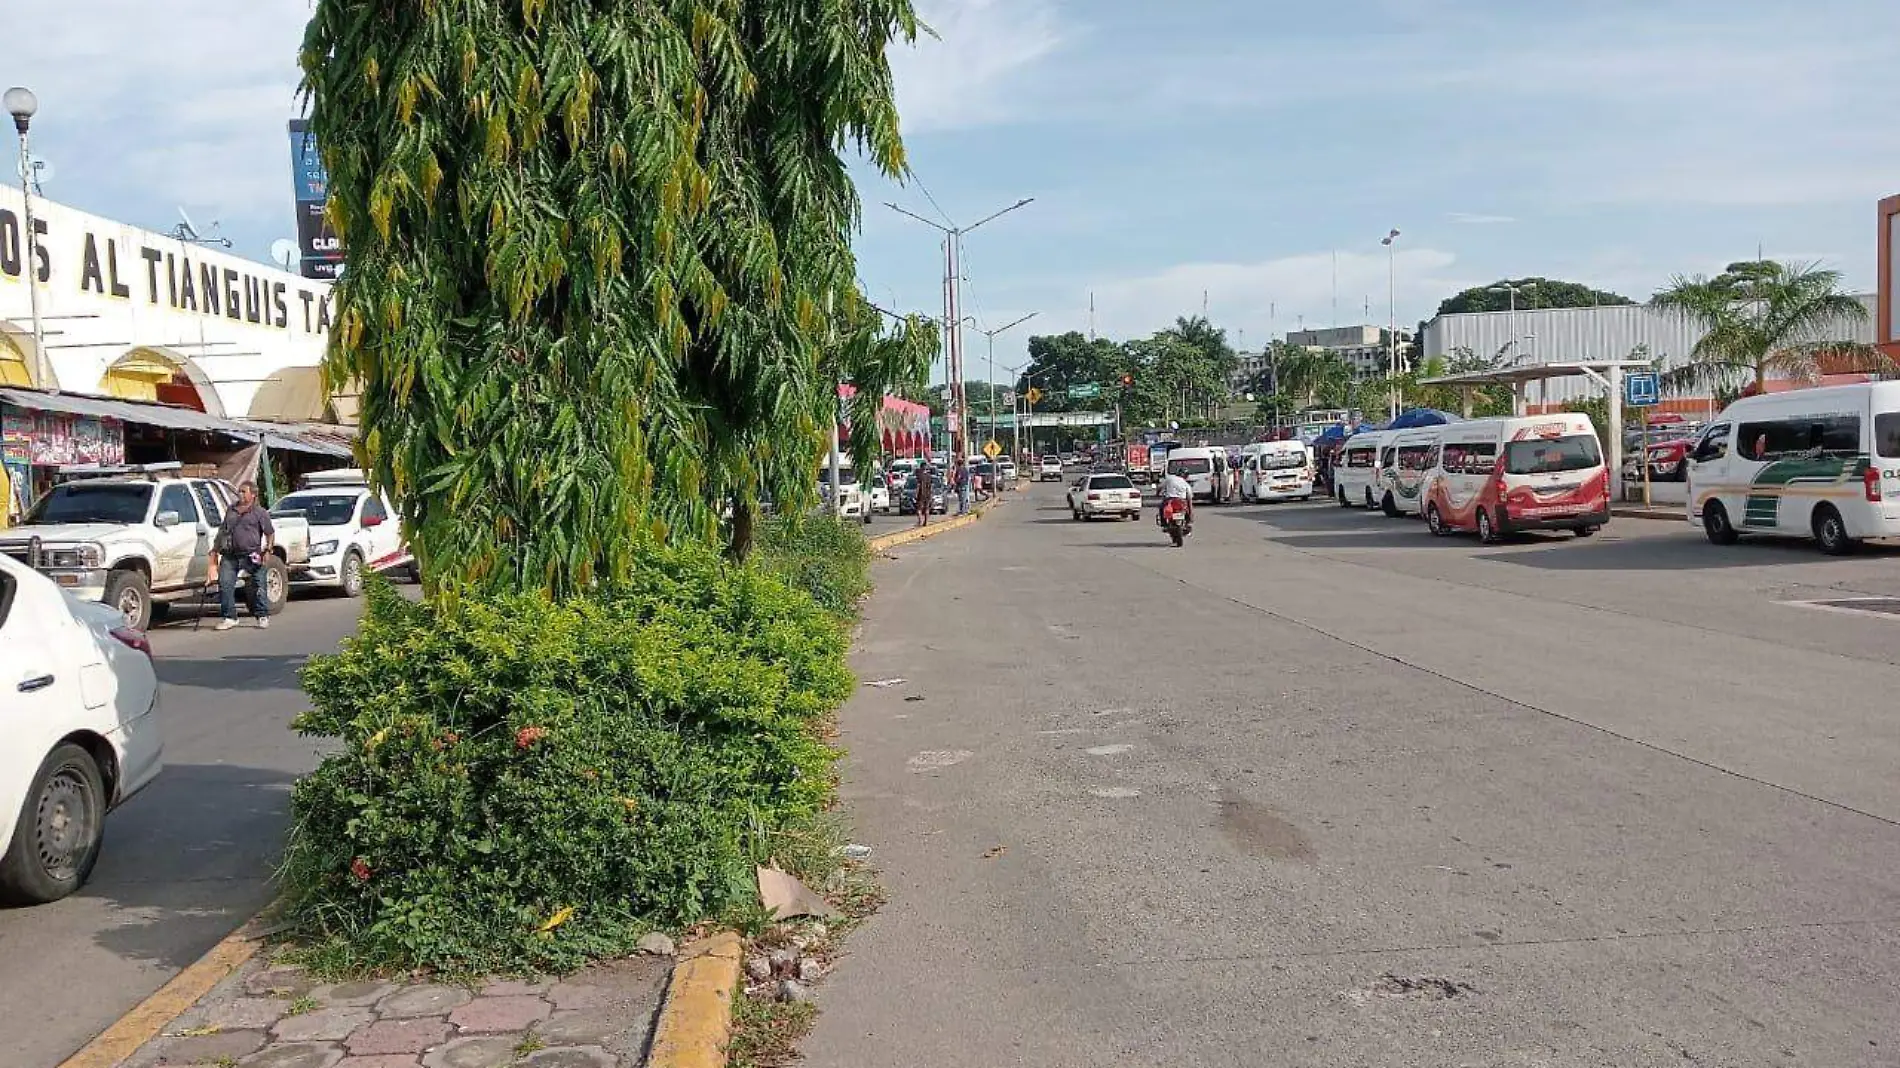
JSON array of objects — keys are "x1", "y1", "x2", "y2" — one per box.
[{"x1": 288, "y1": 120, "x2": 344, "y2": 281}]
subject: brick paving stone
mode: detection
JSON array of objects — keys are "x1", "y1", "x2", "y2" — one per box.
[
  {"x1": 478, "y1": 979, "x2": 550, "y2": 997},
  {"x1": 418, "y1": 1036, "x2": 520, "y2": 1068},
  {"x1": 336, "y1": 1059, "x2": 424, "y2": 1068},
  {"x1": 155, "y1": 1030, "x2": 268, "y2": 1064},
  {"x1": 533, "y1": 1009, "x2": 619, "y2": 1047},
  {"x1": 248, "y1": 968, "x2": 322, "y2": 998},
  {"x1": 316, "y1": 981, "x2": 400, "y2": 1008},
  {"x1": 522, "y1": 1047, "x2": 616, "y2": 1068},
  {"x1": 209, "y1": 997, "x2": 294, "y2": 1030},
  {"x1": 274, "y1": 1007, "x2": 376, "y2": 1042},
  {"x1": 447, "y1": 995, "x2": 550, "y2": 1034},
  {"x1": 544, "y1": 982, "x2": 618, "y2": 1010},
  {"x1": 376, "y1": 984, "x2": 473, "y2": 1018},
  {"x1": 236, "y1": 1043, "x2": 346, "y2": 1068},
  {"x1": 346, "y1": 1019, "x2": 450, "y2": 1056}
]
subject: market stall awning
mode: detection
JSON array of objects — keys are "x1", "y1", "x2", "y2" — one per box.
[{"x1": 0, "y1": 387, "x2": 353, "y2": 458}]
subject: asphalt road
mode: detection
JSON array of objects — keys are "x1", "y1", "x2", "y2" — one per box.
[
  {"x1": 0, "y1": 592, "x2": 364, "y2": 1068},
  {"x1": 807, "y1": 482, "x2": 1900, "y2": 1067}
]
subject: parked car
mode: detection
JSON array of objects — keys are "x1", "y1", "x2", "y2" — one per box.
[
  {"x1": 0, "y1": 553, "x2": 162, "y2": 904},
  {"x1": 899, "y1": 474, "x2": 947, "y2": 515},
  {"x1": 1038, "y1": 456, "x2": 1064, "y2": 482},
  {"x1": 271, "y1": 470, "x2": 414, "y2": 597},
  {"x1": 818, "y1": 463, "x2": 873, "y2": 524},
  {"x1": 998, "y1": 460, "x2": 1018, "y2": 484},
  {"x1": 0, "y1": 464, "x2": 310, "y2": 629},
  {"x1": 1067, "y1": 472, "x2": 1143, "y2": 520},
  {"x1": 869, "y1": 482, "x2": 892, "y2": 514}
]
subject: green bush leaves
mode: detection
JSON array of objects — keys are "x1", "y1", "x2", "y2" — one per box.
[{"x1": 282, "y1": 542, "x2": 856, "y2": 974}]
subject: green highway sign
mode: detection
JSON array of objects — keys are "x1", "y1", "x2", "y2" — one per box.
[{"x1": 1067, "y1": 383, "x2": 1102, "y2": 400}]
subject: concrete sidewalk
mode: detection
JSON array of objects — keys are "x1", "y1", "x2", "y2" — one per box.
[{"x1": 119, "y1": 952, "x2": 669, "y2": 1068}]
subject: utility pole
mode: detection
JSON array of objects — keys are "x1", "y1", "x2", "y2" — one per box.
[
  {"x1": 887, "y1": 196, "x2": 1035, "y2": 459},
  {"x1": 1382, "y1": 228, "x2": 1401, "y2": 420},
  {"x1": 980, "y1": 313, "x2": 1038, "y2": 456}
]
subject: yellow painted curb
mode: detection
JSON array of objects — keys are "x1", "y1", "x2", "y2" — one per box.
[
  {"x1": 868, "y1": 495, "x2": 1002, "y2": 553},
  {"x1": 647, "y1": 931, "x2": 744, "y2": 1068},
  {"x1": 58, "y1": 922, "x2": 264, "y2": 1068}
]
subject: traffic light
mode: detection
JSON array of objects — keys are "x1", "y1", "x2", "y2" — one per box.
[{"x1": 1119, "y1": 373, "x2": 1134, "y2": 388}]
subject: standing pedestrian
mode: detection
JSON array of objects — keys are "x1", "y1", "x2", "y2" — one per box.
[
  {"x1": 953, "y1": 459, "x2": 971, "y2": 515},
  {"x1": 914, "y1": 459, "x2": 934, "y2": 528},
  {"x1": 208, "y1": 481, "x2": 276, "y2": 631}
]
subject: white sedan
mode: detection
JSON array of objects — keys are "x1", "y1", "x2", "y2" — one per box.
[
  {"x1": 1067, "y1": 473, "x2": 1144, "y2": 520},
  {"x1": 0, "y1": 553, "x2": 162, "y2": 904}
]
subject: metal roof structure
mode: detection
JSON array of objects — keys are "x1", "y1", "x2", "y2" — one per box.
[
  {"x1": 0, "y1": 387, "x2": 353, "y2": 458},
  {"x1": 1418, "y1": 358, "x2": 1656, "y2": 488}
]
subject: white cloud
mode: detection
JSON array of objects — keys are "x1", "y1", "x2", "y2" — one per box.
[{"x1": 892, "y1": 0, "x2": 1064, "y2": 134}]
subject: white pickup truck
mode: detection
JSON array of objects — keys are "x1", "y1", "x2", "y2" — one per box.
[{"x1": 0, "y1": 468, "x2": 309, "y2": 630}]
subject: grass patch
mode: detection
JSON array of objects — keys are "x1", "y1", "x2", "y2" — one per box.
[{"x1": 727, "y1": 991, "x2": 818, "y2": 1068}]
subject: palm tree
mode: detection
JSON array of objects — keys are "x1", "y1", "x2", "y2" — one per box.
[
  {"x1": 1275, "y1": 347, "x2": 1354, "y2": 410},
  {"x1": 1652, "y1": 261, "x2": 1891, "y2": 396}
]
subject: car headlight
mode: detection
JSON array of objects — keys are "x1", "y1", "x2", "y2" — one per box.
[
  {"x1": 45, "y1": 544, "x2": 104, "y2": 569},
  {"x1": 310, "y1": 540, "x2": 340, "y2": 557}
]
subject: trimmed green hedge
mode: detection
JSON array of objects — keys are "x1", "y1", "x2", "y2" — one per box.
[{"x1": 281, "y1": 541, "x2": 856, "y2": 974}]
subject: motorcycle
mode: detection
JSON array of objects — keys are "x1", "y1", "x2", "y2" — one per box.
[{"x1": 1158, "y1": 496, "x2": 1192, "y2": 547}]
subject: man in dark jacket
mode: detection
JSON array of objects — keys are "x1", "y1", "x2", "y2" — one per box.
[{"x1": 208, "y1": 481, "x2": 276, "y2": 631}]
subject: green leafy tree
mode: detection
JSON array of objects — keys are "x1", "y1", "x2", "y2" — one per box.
[
  {"x1": 1275, "y1": 347, "x2": 1354, "y2": 410},
  {"x1": 1651, "y1": 260, "x2": 1890, "y2": 394},
  {"x1": 302, "y1": 0, "x2": 930, "y2": 583},
  {"x1": 1435, "y1": 278, "x2": 1635, "y2": 316},
  {"x1": 1017, "y1": 332, "x2": 1123, "y2": 413}
]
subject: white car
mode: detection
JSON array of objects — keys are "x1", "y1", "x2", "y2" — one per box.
[
  {"x1": 272, "y1": 471, "x2": 414, "y2": 597},
  {"x1": 998, "y1": 461, "x2": 1018, "y2": 484},
  {"x1": 0, "y1": 554, "x2": 162, "y2": 904},
  {"x1": 1038, "y1": 457, "x2": 1064, "y2": 482},
  {"x1": 819, "y1": 467, "x2": 873, "y2": 524},
  {"x1": 869, "y1": 482, "x2": 893, "y2": 514},
  {"x1": 1067, "y1": 472, "x2": 1143, "y2": 520}
]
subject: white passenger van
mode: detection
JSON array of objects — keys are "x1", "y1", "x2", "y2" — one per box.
[
  {"x1": 1422, "y1": 413, "x2": 1610, "y2": 542},
  {"x1": 1377, "y1": 427, "x2": 1446, "y2": 518},
  {"x1": 1165, "y1": 446, "x2": 1234, "y2": 504},
  {"x1": 1334, "y1": 429, "x2": 1389, "y2": 509},
  {"x1": 1686, "y1": 382, "x2": 1900, "y2": 555},
  {"x1": 1241, "y1": 440, "x2": 1314, "y2": 503}
]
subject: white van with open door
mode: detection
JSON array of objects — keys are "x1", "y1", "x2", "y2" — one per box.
[
  {"x1": 1378, "y1": 428, "x2": 1444, "y2": 518},
  {"x1": 1422, "y1": 414, "x2": 1610, "y2": 542},
  {"x1": 1241, "y1": 440, "x2": 1314, "y2": 503},
  {"x1": 1686, "y1": 382, "x2": 1900, "y2": 554},
  {"x1": 1165, "y1": 447, "x2": 1234, "y2": 504},
  {"x1": 1334, "y1": 430, "x2": 1388, "y2": 509}
]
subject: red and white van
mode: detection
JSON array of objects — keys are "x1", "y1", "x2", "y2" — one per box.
[{"x1": 1422, "y1": 413, "x2": 1611, "y2": 542}]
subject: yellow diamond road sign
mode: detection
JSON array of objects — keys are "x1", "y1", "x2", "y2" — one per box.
[
  {"x1": 1025, "y1": 387, "x2": 1043, "y2": 405},
  {"x1": 982, "y1": 440, "x2": 1002, "y2": 459}
]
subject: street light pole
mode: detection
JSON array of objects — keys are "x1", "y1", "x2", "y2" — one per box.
[
  {"x1": 980, "y1": 312, "x2": 1038, "y2": 457},
  {"x1": 1381, "y1": 228, "x2": 1401, "y2": 420},
  {"x1": 5, "y1": 86, "x2": 50, "y2": 391},
  {"x1": 887, "y1": 196, "x2": 1034, "y2": 460}
]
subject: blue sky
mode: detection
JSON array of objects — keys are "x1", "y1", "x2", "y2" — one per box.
[{"x1": 7, "y1": 0, "x2": 1897, "y2": 377}]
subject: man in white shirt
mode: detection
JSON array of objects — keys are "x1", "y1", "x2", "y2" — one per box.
[{"x1": 1160, "y1": 469, "x2": 1193, "y2": 528}]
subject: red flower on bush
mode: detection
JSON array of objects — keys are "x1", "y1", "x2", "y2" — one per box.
[
  {"x1": 515, "y1": 725, "x2": 549, "y2": 750},
  {"x1": 349, "y1": 857, "x2": 372, "y2": 882}
]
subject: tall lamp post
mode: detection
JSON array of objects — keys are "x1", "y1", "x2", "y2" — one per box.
[
  {"x1": 5, "y1": 86, "x2": 50, "y2": 390},
  {"x1": 1487, "y1": 281, "x2": 1537, "y2": 312},
  {"x1": 1380, "y1": 228, "x2": 1401, "y2": 420},
  {"x1": 979, "y1": 312, "x2": 1037, "y2": 456},
  {"x1": 886, "y1": 196, "x2": 1034, "y2": 459}
]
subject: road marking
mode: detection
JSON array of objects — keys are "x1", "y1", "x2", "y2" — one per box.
[
  {"x1": 1088, "y1": 787, "x2": 1141, "y2": 799},
  {"x1": 1085, "y1": 744, "x2": 1134, "y2": 756},
  {"x1": 907, "y1": 750, "x2": 974, "y2": 772},
  {"x1": 1779, "y1": 597, "x2": 1900, "y2": 622}
]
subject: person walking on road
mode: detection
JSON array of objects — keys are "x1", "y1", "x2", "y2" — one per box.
[
  {"x1": 953, "y1": 459, "x2": 971, "y2": 516},
  {"x1": 914, "y1": 460, "x2": 935, "y2": 529},
  {"x1": 208, "y1": 481, "x2": 276, "y2": 631}
]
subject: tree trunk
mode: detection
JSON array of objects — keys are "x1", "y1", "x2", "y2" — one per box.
[{"x1": 727, "y1": 498, "x2": 756, "y2": 560}]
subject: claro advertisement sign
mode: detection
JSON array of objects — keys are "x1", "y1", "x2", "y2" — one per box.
[{"x1": 288, "y1": 119, "x2": 344, "y2": 281}]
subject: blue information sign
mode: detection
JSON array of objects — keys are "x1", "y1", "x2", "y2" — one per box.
[{"x1": 1624, "y1": 371, "x2": 1661, "y2": 408}]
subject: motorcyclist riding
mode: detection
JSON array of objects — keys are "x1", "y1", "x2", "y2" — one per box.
[{"x1": 1159, "y1": 469, "x2": 1194, "y2": 533}]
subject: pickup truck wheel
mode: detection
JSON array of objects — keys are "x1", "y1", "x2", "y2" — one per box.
[
  {"x1": 0, "y1": 743, "x2": 107, "y2": 906},
  {"x1": 259, "y1": 557, "x2": 290, "y2": 615},
  {"x1": 104, "y1": 569, "x2": 152, "y2": 630},
  {"x1": 340, "y1": 550, "x2": 366, "y2": 598}
]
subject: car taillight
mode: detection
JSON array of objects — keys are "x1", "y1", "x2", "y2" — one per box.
[
  {"x1": 1866, "y1": 466, "x2": 1882, "y2": 503},
  {"x1": 110, "y1": 626, "x2": 153, "y2": 658},
  {"x1": 1087, "y1": 493, "x2": 1102, "y2": 500},
  {"x1": 1598, "y1": 469, "x2": 1612, "y2": 498}
]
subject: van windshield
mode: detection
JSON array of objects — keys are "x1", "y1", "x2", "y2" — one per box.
[
  {"x1": 1504, "y1": 435, "x2": 1602, "y2": 475},
  {"x1": 1168, "y1": 457, "x2": 1212, "y2": 476},
  {"x1": 1262, "y1": 452, "x2": 1306, "y2": 470}
]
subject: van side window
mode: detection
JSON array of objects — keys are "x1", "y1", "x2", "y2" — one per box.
[
  {"x1": 1465, "y1": 442, "x2": 1497, "y2": 474},
  {"x1": 1441, "y1": 444, "x2": 1467, "y2": 473},
  {"x1": 1738, "y1": 416, "x2": 1860, "y2": 462},
  {"x1": 1692, "y1": 424, "x2": 1730, "y2": 463},
  {"x1": 1877, "y1": 414, "x2": 1900, "y2": 459}
]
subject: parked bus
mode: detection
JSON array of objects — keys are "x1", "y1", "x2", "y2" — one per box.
[
  {"x1": 1422, "y1": 413, "x2": 1610, "y2": 541},
  {"x1": 1687, "y1": 382, "x2": 1900, "y2": 554},
  {"x1": 1377, "y1": 427, "x2": 1445, "y2": 518},
  {"x1": 1334, "y1": 429, "x2": 1389, "y2": 509},
  {"x1": 1240, "y1": 440, "x2": 1314, "y2": 502}
]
